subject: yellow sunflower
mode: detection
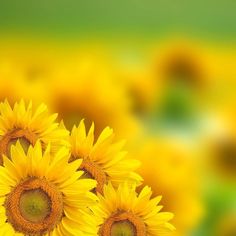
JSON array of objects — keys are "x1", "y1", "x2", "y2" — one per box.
[
  {"x1": 151, "y1": 38, "x2": 218, "y2": 91},
  {"x1": 69, "y1": 120, "x2": 142, "y2": 194},
  {"x1": 0, "y1": 141, "x2": 97, "y2": 235},
  {"x1": 0, "y1": 39, "x2": 56, "y2": 105},
  {"x1": 47, "y1": 52, "x2": 140, "y2": 142},
  {"x1": 205, "y1": 135, "x2": 236, "y2": 181},
  {"x1": 140, "y1": 38, "x2": 222, "y2": 119},
  {"x1": 0, "y1": 100, "x2": 69, "y2": 164},
  {"x1": 92, "y1": 182, "x2": 175, "y2": 236},
  {"x1": 215, "y1": 211, "x2": 236, "y2": 236},
  {"x1": 202, "y1": 113, "x2": 236, "y2": 181}
]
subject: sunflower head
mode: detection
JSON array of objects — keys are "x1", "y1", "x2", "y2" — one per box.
[
  {"x1": 153, "y1": 39, "x2": 213, "y2": 91},
  {"x1": 215, "y1": 212, "x2": 236, "y2": 236},
  {"x1": 206, "y1": 130, "x2": 236, "y2": 181},
  {"x1": 5, "y1": 177, "x2": 63, "y2": 235},
  {"x1": 69, "y1": 120, "x2": 142, "y2": 194},
  {"x1": 162, "y1": 49, "x2": 203, "y2": 87},
  {"x1": 0, "y1": 141, "x2": 98, "y2": 235},
  {"x1": 0, "y1": 100, "x2": 69, "y2": 165},
  {"x1": 48, "y1": 69, "x2": 140, "y2": 143},
  {"x1": 215, "y1": 138, "x2": 236, "y2": 176},
  {"x1": 92, "y1": 182, "x2": 175, "y2": 236}
]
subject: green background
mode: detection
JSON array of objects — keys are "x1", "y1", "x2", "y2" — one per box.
[{"x1": 0, "y1": 0, "x2": 235, "y2": 40}]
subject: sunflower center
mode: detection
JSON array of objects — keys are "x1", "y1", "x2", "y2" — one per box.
[
  {"x1": 165, "y1": 55, "x2": 201, "y2": 87},
  {"x1": 19, "y1": 189, "x2": 51, "y2": 223},
  {"x1": 80, "y1": 159, "x2": 107, "y2": 194},
  {"x1": 5, "y1": 177, "x2": 63, "y2": 235},
  {"x1": 0, "y1": 129, "x2": 37, "y2": 164},
  {"x1": 111, "y1": 220, "x2": 136, "y2": 236},
  {"x1": 100, "y1": 212, "x2": 146, "y2": 236},
  {"x1": 217, "y1": 139, "x2": 236, "y2": 174}
]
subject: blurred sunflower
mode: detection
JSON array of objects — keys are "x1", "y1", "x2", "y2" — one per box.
[
  {"x1": 113, "y1": 48, "x2": 160, "y2": 115},
  {"x1": 0, "y1": 141, "x2": 97, "y2": 235},
  {"x1": 92, "y1": 182, "x2": 175, "y2": 236},
  {"x1": 134, "y1": 138, "x2": 203, "y2": 236},
  {"x1": 0, "y1": 40, "x2": 58, "y2": 105},
  {"x1": 152, "y1": 38, "x2": 218, "y2": 91},
  {"x1": 0, "y1": 100, "x2": 69, "y2": 164},
  {"x1": 206, "y1": 136, "x2": 236, "y2": 181},
  {"x1": 215, "y1": 211, "x2": 236, "y2": 236},
  {"x1": 146, "y1": 38, "x2": 222, "y2": 127},
  {"x1": 203, "y1": 116, "x2": 236, "y2": 182},
  {"x1": 69, "y1": 120, "x2": 142, "y2": 194},
  {"x1": 47, "y1": 50, "x2": 140, "y2": 142}
]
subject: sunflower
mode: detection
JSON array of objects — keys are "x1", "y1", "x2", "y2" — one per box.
[
  {"x1": 206, "y1": 134, "x2": 236, "y2": 181},
  {"x1": 0, "y1": 141, "x2": 97, "y2": 235},
  {"x1": 214, "y1": 211, "x2": 236, "y2": 236},
  {"x1": 0, "y1": 100, "x2": 69, "y2": 164},
  {"x1": 92, "y1": 182, "x2": 175, "y2": 236},
  {"x1": 152, "y1": 38, "x2": 217, "y2": 90},
  {"x1": 203, "y1": 114, "x2": 236, "y2": 181},
  {"x1": 134, "y1": 138, "x2": 203, "y2": 236},
  {"x1": 0, "y1": 39, "x2": 57, "y2": 105},
  {"x1": 69, "y1": 120, "x2": 142, "y2": 194},
  {"x1": 47, "y1": 52, "x2": 140, "y2": 142},
  {"x1": 143, "y1": 38, "x2": 223, "y2": 127}
]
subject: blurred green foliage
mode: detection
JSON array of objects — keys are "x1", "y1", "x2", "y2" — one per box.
[{"x1": 0, "y1": 0, "x2": 235, "y2": 39}]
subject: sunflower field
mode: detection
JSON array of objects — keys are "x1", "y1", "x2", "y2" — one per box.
[{"x1": 0, "y1": 1, "x2": 235, "y2": 236}]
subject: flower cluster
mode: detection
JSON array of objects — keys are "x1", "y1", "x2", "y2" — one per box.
[{"x1": 0, "y1": 100, "x2": 174, "y2": 236}]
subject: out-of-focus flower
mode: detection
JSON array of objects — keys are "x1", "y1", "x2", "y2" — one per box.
[
  {"x1": 0, "y1": 100, "x2": 69, "y2": 164},
  {"x1": 116, "y1": 59, "x2": 160, "y2": 114},
  {"x1": 92, "y1": 182, "x2": 175, "y2": 236},
  {"x1": 151, "y1": 38, "x2": 218, "y2": 91},
  {"x1": 215, "y1": 211, "x2": 236, "y2": 236},
  {"x1": 145, "y1": 38, "x2": 224, "y2": 127},
  {"x1": 69, "y1": 120, "x2": 142, "y2": 194},
  {"x1": 0, "y1": 141, "x2": 97, "y2": 235},
  {"x1": 116, "y1": 38, "x2": 221, "y2": 121},
  {"x1": 203, "y1": 114, "x2": 236, "y2": 182},
  {"x1": 206, "y1": 135, "x2": 236, "y2": 181},
  {"x1": 47, "y1": 51, "x2": 140, "y2": 142},
  {"x1": 0, "y1": 41, "x2": 58, "y2": 105},
  {"x1": 134, "y1": 138, "x2": 203, "y2": 236}
]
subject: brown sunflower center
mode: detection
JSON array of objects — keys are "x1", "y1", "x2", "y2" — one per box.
[
  {"x1": 0, "y1": 129, "x2": 38, "y2": 164},
  {"x1": 80, "y1": 159, "x2": 107, "y2": 194},
  {"x1": 5, "y1": 177, "x2": 63, "y2": 235},
  {"x1": 100, "y1": 211, "x2": 146, "y2": 236},
  {"x1": 19, "y1": 189, "x2": 51, "y2": 223},
  {"x1": 164, "y1": 54, "x2": 201, "y2": 87},
  {"x1": 217, "y1": 139, "x2": 236, "y2": 174}
]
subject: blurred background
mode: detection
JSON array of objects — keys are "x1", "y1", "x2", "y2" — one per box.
[{"x1": 0, "y1": 1, "x2": 236, "y2": 235}]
